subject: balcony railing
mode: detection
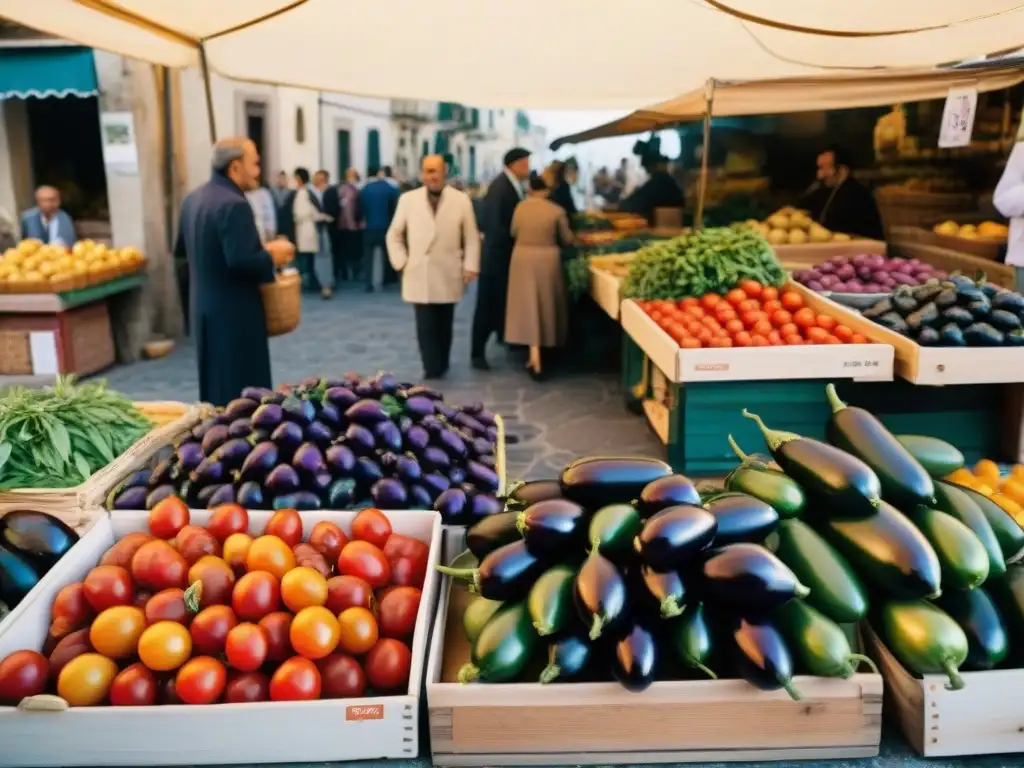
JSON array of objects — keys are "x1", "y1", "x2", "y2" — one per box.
[{"x1": 391, "y1": 99, "x2": 436, "y2": 121}]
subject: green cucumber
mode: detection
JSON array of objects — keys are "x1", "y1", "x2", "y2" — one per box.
[
  {"x1": 528, "y1": 565, "x2": 576, "y2": 636},
  {"x1": 458, "y1": 601, "x2": 538, "y2": 683},
  {"x1": 774, "y1": 600, "x2": 877, "y2": 679},
  {"x1": 895, "y1": 435, "x2": 964, "y2": 478},
  {"x1": 725, "y1": 435, "x2": 807, "y2": 519},
  {"x1": 667, "y1": 603, "x2": 716, "y2": 679},
  {"x1": 873, "y1": 599, "x2": 968, "y2": 690},
  {"x1": 462, "y1": 596, "x2": 504, "y2": 644},
  {"x1": 935, "y1": 587, "x2": 1008, "y2": 671},
  {"x1": 588, "y1": 503, "x2": 642, "y2": 562},
  {"x1": 949, "y1": 483, "x2": 1024, "y2": 565},
  {"x1": 908, "y1": 507, "x2": 990, "y2": 590},
  {"x1": 984, "y1": 566, "x2": 1024, "y2": 664},
  {"x1": 770, "y1": 519, "x2": 868, "y2": 624},
  {"x1": 933, "y1": 481, "x2": 1006, "y2": 578}
]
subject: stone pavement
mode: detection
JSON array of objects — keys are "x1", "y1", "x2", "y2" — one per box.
[{"x1": 103, "y1": 282, "x2": 662, "y2": 481}]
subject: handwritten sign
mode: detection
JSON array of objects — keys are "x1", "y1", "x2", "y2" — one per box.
[
  {"x1": 346, "y1": 704, "x2": 384, "y2": 721},
  {"x1": 939, "y1": 88, "x2": 978, "y2": 148}
]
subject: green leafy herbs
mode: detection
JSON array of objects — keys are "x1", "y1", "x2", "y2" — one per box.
[
  {"x1": 622, "y1": 227, "x2": 786, "y2": 300},
  {"x1": 563, "y1": 250, "x2": 590, "y2": 301},
  {"x1": 0, "y1": 376, "x2": 151, "y2": 490}
]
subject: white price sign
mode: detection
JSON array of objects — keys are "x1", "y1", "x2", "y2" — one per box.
[{"x1": 939, "y1": 87, "x2": 978, "y2": 148}]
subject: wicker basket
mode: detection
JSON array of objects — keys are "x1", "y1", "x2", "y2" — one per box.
[
  {"x1": 0, "y1": 331, "x2": 32, "y2": 375},
  {"x1": 260, "y1": 270, "x2": 301, "y2": 337},
  {"x1": 874, "y1": 188, "x2": 976, "y2": 240}
]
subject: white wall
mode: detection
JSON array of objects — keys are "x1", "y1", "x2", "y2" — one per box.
[
  {"x1": 319, "y1": 96, "x2": 394, "y2": 182},
  {"x1": 0, "y1": 99, "x2": 32, "y2": 223}
]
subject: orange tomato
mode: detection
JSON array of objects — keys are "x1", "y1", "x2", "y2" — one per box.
[
  {"x1": 780, "y1": 291, "x2": 804, "y2": 311},
  {"x1": 778, "y1": 322, "x2": 798, "y2": 338},
  {"x1": 738, "y1": 299, "x2": 761, "y2": 313},
  {"x1": 715, "y1": 306, "x2": 738, "y2": 323},
  {"x1": 138, "y1": 621, "x2": 193, "y2": 672},
  {"x1": 90, "y1": 606, "x2": 147, "y2": 659},
  {"x1": 222, "y1": 533, "x2": 253, "y2": 574},
  {"x1": 680, "y1": 297, "x2": 700, "y2": 309},
  {"x1": 770, "y1": 310, "x2": 792, "y2": 328},
  {"x1": 767, "y1": 331, "x2": 782, "y2": 346},
  {"x1": 733, "y1": 331, "x2": 752, "y2": 347},
  {"x1": 708, "y1": 337, "x2": 733, "y2": 348},
  {"x1": 725, "y1": 289, "x2": 747, "y2": 307},
  {"x1": 833, "y1": 325, "x2": 854, "y2": 342},
  {"x1": 701, "y1": 315, "x2": 720, "y2": 328},
  {"x1": 793, "y1": 308, "x2": 816, "y2": 328},
  {"x1": 680, "y1": 337, "x2": 702, "y2": 349},
  {"x1": 750, "y1": 335, "x2": 769, "y2": 347},
  {"x1": 740, "y1": 310, "x2": 763, "y2": 329},
  {"x1": 246, "y1": 535, "x2": 296, "y2": 581},
  {"x1": 695, "y1": 328, "x2": 712, "y2": 344},
  {"x1": 686, "y1": 321, "x2": 703, "y2": 336},
  {"x1": 290, "y1": 606, "x2": 341, "y2": 660},
  {"x1": 337, "y1": 607, "x2": 379, "y2": 655},
  {"x1": 648, "y1": 310, "x2": 663, "y2": 323},
  {"x1": 701, "y1": 293, "x2": 721, "y2": 310},
  {"x1": 824, "y1": 335, "x2": 842, "y2": 344},
  {"x1": 851, "y1": 333, "x2": 867, "y2": 344},
  {"x1": 816, "y1": 314, "x2": 838, "y2": 331},
  {"x1": 784, "y1": 334, "x2": 804, "y2": 345},
  {"x1": 806, "y1": 327, "x2": 829, "y2": 344},
  {"x1": 686, "y1": 306, "x2": 706, "y2": 319},
  {"x1": 761, "y1": 286, "x2": 779, "y2": 302},
  {"x1": 281, "y1": 567, "x2": 329, "y2": 612},
  {"x1": 752, "y1": 320, "x2": 773, "y2": 337},
  {"x1": 739, "y1": 280, "x2": 763, "y2": 298},
  {"x1": 724, "y1": 319, "x2": 744, "y2": 334},
  {"x1": 762, "y1": 300, "x2": 783, "y2": 315}
]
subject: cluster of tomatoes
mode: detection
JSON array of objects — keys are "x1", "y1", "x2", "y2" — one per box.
[
  {"x1": 637, "y1": 280, "x2": 871, "y2": 348},
  {"x1": 0, "y1": 499, "x2": 429, "y2": 707}
]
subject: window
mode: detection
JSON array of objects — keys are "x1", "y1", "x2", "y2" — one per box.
[
  {"x1": 366, "y1": 128, "x2": 381, "y2": 176},
  {"x1": 295, "y1": 106, "x2": 306, "y2": 144},
  {"x1": 336, "y1": 130, "x2": 351, "y2": 179},
  {"x1": 421, "y1": 139, "x2": 429, "y2": 158}
]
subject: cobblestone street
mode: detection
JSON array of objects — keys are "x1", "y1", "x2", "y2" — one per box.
[{"x1": 104, "y1": 283, "x2": 661, "y2": 481}]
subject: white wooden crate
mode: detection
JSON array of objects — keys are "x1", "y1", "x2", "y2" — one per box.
[
  {"x1": 588, "y1": 266, "x2": 624, "y2": 319},
  {"x1": 620, "y1": 299, "x2": 894, "y2": 384},
  {"x1": 0, "y1": 508, "x2": 442, "y2": 767}
]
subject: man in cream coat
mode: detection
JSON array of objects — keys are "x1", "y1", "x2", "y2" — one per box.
[{"x1": 387, "y1": 155, "x2": 480, "y2": 378}]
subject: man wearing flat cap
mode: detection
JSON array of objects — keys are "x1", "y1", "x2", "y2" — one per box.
[{"x1": 472, "y1": 147, "x2": 531, "y2": 369}]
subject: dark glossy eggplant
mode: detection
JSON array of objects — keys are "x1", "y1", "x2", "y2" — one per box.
[
  {"x1": 151, "y1": 445, "x2": 175, "y2": 467},
  {"x1": 145, "y1": 485, "x2": 177, "y2": 510},
  {"x1": 540, "y1": 630, "x2": 593, "y2": 683},
  {"x1": 239, "y1": 442, "x2": 279, "y2": 482},
  {"x1": 312, "y1": 472, "x2": 333, "y2": 495},
  {"x1": 476, "y1": 409, "x2": 497, "y2": 427},
  {"x1": 465, "y1": 460, "x2": 499, "y2": 493},
  {"x1": 227, "y1": 418, "x2": 253, "y2": 440},
  {"x1": 728, "y1": 614, "x2": 801, "y2": 700},
  {"x1": 265, "y1": 464, "x2": 302, "y2": 496},
  {"x1": 933, "y1": 481, "x2": 1005, "y2": 579},
  {"x1": 325, "y1": 444, "x2": 357, "y2": 477},
  {"x1": 327, "y1": 477, "x2": 357, "y2": 508},
  {"x1": 469, "y1": 493, "x2": 503, "y2": 522},
  {"x1": 214, "y1": 438, "x2": 251, "y2": 470},
  {"x1": 950, "y1": 483, "x2": 1024, "y2": 566},
  {"x1": 505, "y1": 479, "x2": 562, "y2": 508},
  {"x1": 634, "y1": 505, "x2": 717, "y2": 572},
  {"x1": 485, "y1": 425, "x2": 499, "y2": 443},
  {"x1": 743, "y1": 410, "x2": 881, "y2": 517},
  {"x1": 375, "y1": 371, "x2": 399, "y2": 395},
  {"x1": 470, "y1": 437, "x2": 494, "y2": 459},
  {"x1": 437, "y1": 430, "x2": 468, "y2": 461},
  {"x1": 467, "y1": 511, "x2": 521, "y2": 560},
  {"x1": 346, "y1": 399, "x2": 390, "y2": 427},
  {"x1": 305, "y1": 421, "x2": 334, "y2": 449},
  {"x1": 420, "y1": 446, "x2": 452, "y2": 473},
  {"x1": 477, "y1": 455, "x2": 497, "y2": 470},
  {"x1": 420, "y1": 472, "x2": 451, "y2": 500},
  {"x1": 936, "y1": 587, "x2": 1008, "y2": 671},
  {"x1": 611, "y1": 623, "x2": 657, "y2": 692},
  {"x1": 119, "y1": 469, "x2": 151, "y2": 491},
  {"x1": 197, "y1": 483, "x2": 228, "y2": 508},
  {"x1": 0, "y1": 541, "x2": 40, "y2": 608},
  {"x1": 241, "y1": 386, "x2": 274, "y2": 402},
  {"x1": 516, "y1": 499, "x2": 587, "y2": 558},
  {"x1": 191, "y1": 457, "x2": 226, "y2": 486},
  {"x1": 389, "y1": 456, "x2": 419, "y2": 485},
  {"x1": 449, "y1": 466, "x2": 467, "y2": 486},
  {"x1": 270, "y1": 421, "x2": 304, "y2": 456},
  {"x1": 404, "y1": 425, "x2": 430, "y2": 453},
  {"x1": 560, "y1": 456, "x2": 673, "y2": 510},
  {"x1": 0, "y1": 511, "x2": 78, "y2": 572},
  {"x1": 224, "y1": 397, "x2": 258, "y2": 421},
  {"x1": 637, "y1": 565, "x2": 687, "y2": 619},
  {"x1": 192, "y1": 417, "x2": 217, "y2": 441},
  {"x1": 317, "y1": 402, "x2": 342, "y2": 430},
  {"x1": 201, "y1": 424, "x2": 230, "y2": 456},
  {"x1": 575, "y1": 548, "x2": 628, "y2": 639},
  {"x1": 354, "y1": 457, "x2": 384, "y2": 489},
  {"x1": 260, "y1": 391, "x2": 286, "y2": 405},
  {"x1": 438, "y1": 539, "x2": 546, "y2": 601},
  {"x1": 237, "y1": 481, "x2": 266, "y2": 509},
  {"x1": 528, "y1": 565, "x2": 576, "y2": 636},
  {"x1": 637, "y1": 474, "x2": 701, "y2": 518},
  {"x1": 702, "y1": 543, "x2": 809, "y2": 611},
  {"x1": 406, "y1": 385, "x2": 442, "y2": 400},
  {"x1": 704, "y1": 492, "x2": 779, "y2": 545},
  {"x1": 325, "y1": 386, "x2": 359, "y2": 411},
  {"x1": 292, "y1": 443, "x2": 327, "y2": 478},
  {"x1": 273, "y1": 490, "x2": 321, "y2": 511},
  {"x1": 725, "y1": 435, "x2": 807, "y2": 520},
  {"x1": 452, "y1": 410, "x2": 486, "y2": 434},
  {"x1": 282, "y1": 396, "x2": 316, "y2": 425},
  {"x1": 111, "y1": 485, "x2": 148, "y2": 511},
  {"x1": 149, "y1": 457, "x2": 178, "y2": 488},
  {"x1": 407, "y1": 484, "x2": 433, "y2": 510},
  {"x1": 373, "y1": 421, "x2": 403, "y2": 453},
  {"x1": 207, "y1": 484, "x2": 236, "y2": 507},
  {"x1": 589, "y1": 503, "x2": 643, "y2": 563},
  {"x1": 459, "y1": 600, "x2": 537, "y2": 684},
  {"x1": 344, "y1": 424, "x2": 376, "y2": 456},
  {"x1": 667, "y1": 603, "x2": 717, "y2": 679},
  {"x1": 434, "y1": 488, "x2": 470, "y2": 524},
  {"x1": 371, "y1": 478, "x2": 409, "y2": 510}
]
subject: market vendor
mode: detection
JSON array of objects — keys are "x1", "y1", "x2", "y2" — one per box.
[
  {"x1": 802, "y1": 145, "x2": 884, "y2": 241},
  {"x1": 619, "y1": 146, "x2": 685, "y2": 224},
  {"x1": 994, "y1": 139, "x2": 1024, "y2": 292},
  {"x1": 20, "y1": 186, "x2": 76, "y2": 247}
]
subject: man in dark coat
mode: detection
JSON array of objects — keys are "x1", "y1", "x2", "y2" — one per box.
[
  {"x1": 175, "y1": 137, "x2": 295, "y2": 406},
  {"x1": 471, "y1": 147, "x2": 530, "y2": 369},
  {"x1": 802, "y1": 145, "x2": 885, "y2": 240}
]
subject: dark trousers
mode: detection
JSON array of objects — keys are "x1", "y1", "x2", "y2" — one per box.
[
  {"x1": 333, "y1": 229, "x2": 362, "y2": 282},
  {"x1": 297, "y1": 252, "x2": 321, "y2": 292},
  {"x1": 471, "y1": 270, "x2": 508, "y2": 359},
  {"x1": 414, "y1": 303, "x2": 455, "y2": 377},
  {"x1": 363, "y1": 229, "x2": 388, "y2": 289}
]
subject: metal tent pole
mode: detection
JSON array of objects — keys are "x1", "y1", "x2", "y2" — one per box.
[
  {"x1": 694, "y1": 79, "x2": 716, "y2": 229},
  {"x1": 199, "y1": 41, "x2": 217, "y2": 142}
]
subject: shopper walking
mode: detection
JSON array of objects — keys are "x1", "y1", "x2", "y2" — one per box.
[
  {"x1": 994, "y1": 139, "x2": 1024, "y2": 292},
  {"x1": 280, "y1": 167, "x2": 325, "y2": 294},
  {"x1": 360, "y1": 167, "x2": 400, "y2": 292},
  {"x1": 175, "y1": 137, "x2": 294, "y2": 406},
  {"x1": 471, "y1": 147, "x2": 530, "y2": 369},
  {"x1": 386, "y1": 155, "x2": 480, "y2": 379}
]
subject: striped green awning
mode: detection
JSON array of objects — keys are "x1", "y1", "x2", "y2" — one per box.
[{"x1": 0, "y1": 47, "x2": 98, "y2": 100}]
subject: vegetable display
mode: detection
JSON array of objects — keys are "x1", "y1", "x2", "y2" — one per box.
[
  {"x1": 933, "y1": 220, "x2": 1008, "y2": 241},
  {"x1": 793, "y1": 254, "x2": 947, "y2": 295},
  {"x1": 744, "y1": 207, "x2": 854, "y2": 246},
  {"x1": 946, "y1": 460, "x2": 1024, "y2": 527},
  {"x1": 0, "y1": 377, "x2": 151, "y2": 490},
  {"x1": 0, "y1": 239, "x2": 146, "y2": 294},
  {"x1": 622, "y1": 227, "x2": 786, "y2": 301},
  {"x1": 105, "y1": 373, "x2": 502, "y2": 524},
  {"x1": 0, "y1": 511, "x2": 80, "y2": 613},
  {"x1": 0, "y1": 502, "x2": 429, "y2": 706},
  {"x1": 637, "y1": 282, "x2": 868, "y2": 348},
  {"x1": 861, "y1": 275, "x2": 1024, "y2": 347}
]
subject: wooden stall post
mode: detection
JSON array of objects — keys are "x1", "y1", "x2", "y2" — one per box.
[{"x1": 693, "y1": 79, "x2": 716, "y2": 230}]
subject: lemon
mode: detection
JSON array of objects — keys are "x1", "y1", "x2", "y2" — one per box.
[{"x1": 974, "y1": 458, "x2": 1001, "y2": 484}]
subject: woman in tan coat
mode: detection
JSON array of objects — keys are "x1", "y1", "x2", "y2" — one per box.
[{"x1": 505, "y1": 172, "x2": 573, "y2": 380}]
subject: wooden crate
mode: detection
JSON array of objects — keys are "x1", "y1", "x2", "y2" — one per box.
[
  {"x1": 426, "y1": 574, "x2": 883, "y2": 766},
  {"x1": 887, "y1": 231, "x2": 1014, "y2": 287},
  {"x1": 0, "y1": 302, "x2": 114, "y2": 376},
  {"x1": 589, "y1": 265, "x2": 624, "y2": 319}
]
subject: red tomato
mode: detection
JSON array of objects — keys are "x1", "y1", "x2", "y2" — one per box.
[
  {"x1": 679, "y1": 297, "x2": 699, "y2": 310},
  {"x1": 378, "y1": 586, "x2": 421, "y2": 639},
  {"x1": 317, "y1": 653, "x2": 366, "y2": 699},
  {"x1": 47, "y1": 628, "x2": 91, "y2": 679},
  {"x1": 823, "y1": 335, "x2": 842, "y2": 344},
  {"x1": 281, "y1": 566, "x2": 328, "y2": 612},
  {"x1": 696, "y1": 328, "x2": 713, "y2": 345},
  {"x1": 680, "y1": 337, "x2": 702, "y2": 349},
  {"x1": 767, "y1": 330, "x2": 783, "y2": 346},
  {"x1": 222, "y1": 533, "x2": 253, "y2": 574},
  {"x1": 780, "y1": 291, "x2": 804, "y2": 311},
  {"x1": 176, "y1": 656, "x2": 227, "y2": 705},
  {"x1": 52, "y1": 582, "x2": 93, "y2": 625},
  {"x1": 149, "y1": 497, "x2": 189, "y2": 540},
  {"x1": 382, "y1": 535, "x2": 429, "y2": 588},
  {"x1": 762, "y1": 300, "x2": 783, "y2": 315},
  {"x1": 352, "y1": 509, "x2": 393, "y2": 549},
  {"x1": 648, "y1": 310, "x2": 663, "y2": 323},
  {"x1": 834, "y1": 324, "x2": 854, "y2": 342},
  {"x1": 724, "y1": 319, "x2": 744, "y2": 335},
  {"x1": 770, "y1": 310, "x2": 792, "y2": 328},
  {"x1": 784, "y1": 334, "x2": 804, "y2": 345},
  {"x1": 144, "y1": 588, "x2": 189, "y2": 625},
  {"x1": 224, "y1": 670, "x2": 270, "y2": 703},
  {"x1": 290, "y1": 606, "x2": 341, "y2": 660},
  {"x1": 700, "y1": 315, "x2": 720, "y2": 329},
  {"x1": 708, "y1": 337, "x2": 733, "y2": 348},
  {"x1": 207, "y1": 504, "x2": 249, "y2": 543},
  {"x1": 132, "y1": 540, "x2": 188, "y2": 591},
  {"x1": 83, "y1": 565, "x2": 134, "y2": 612},
  {"x1": 752, "y1": 320, "x2": 773, "y2": 337},
  {"x1": 739, "y1": 280, "x2": 763, "y2": 298},
  {"x1": 685, "y1": 305, "x2": 706, "y2": 319},
  {"x1": 232, "y1": 571, "x2": 281, "y2": 621},
  {"x1": 293, "y1": 544, "x2": 331, "y2": 578},
  {"x1": 159, "y1": 675, "x2": 183, "y2": 705},
  {"x1": 792, "y1": 308, "x2": 816, "y2": 328},
  {"x1": 700, "y1": 293, "x2": 721, "y2": 310},
  {"x1": 226, "y1": 622, "x2": 269, "y2": 672},
  {"x1": 807, "y1": 327, "x2": 829, "y2": 344},
  {"x1": 308, "y1": 521, "x2": 348, "y2": 563},
  {"x1": 190, "y1": 605, "x2": 238, "y2": 656},
  {"x1": 750, "y1": 335, "x2": 769, "y2": 347},
  {"x1": 270, "y1": 657, "x2": 321, "y2": 701},
  {"x1": 733, "y1": 331, "x2": 752, "y2": 347},
  {"x1": 100, "y1": 532, "x2": 155, "y2": 570},
  {"x1": 175, "y1": 526, "x2": 221, "y2": 566},
  {"x1": 265, "y1": 509, "x2": 303, "y2": 548},
  {"x1": 724, "y1": 288, "x2": 747, "y2": 307},
  {"x1": 851, "y1": 333, "x2": 868, "y2": 344},
  {"x1": 739, "y1": 310, "x2": 763, "y2": 329},
  {"x1": 258, "y1": 611, "x2": 294, "y2": 661},
  {"x1": 816, "y1": 314, "x2": 838, "y2": 331},
  {"x1": 337, "y1": 541, "x2": 391, "y2": 588},
  {"x1": 714, "y1": 306, "x2": 737, "y2": 323},
  {"x1": 188, "y1": 556, "x2": 235, "y2": 607},
  {"x1": 761, "y1": 286, "x2": 779, "y2": 302},
  {"x1": 109, "y1": 662, "x2": 157, "y2": 706},
  {"x1": 778, "y1": 322, "x2": 799, "y2": 338},
  {"x1": 364, "y1": 638, "x2": 412, "y2": 692},
  {"x1": 0, "y1": 650, "x2": 48, "y2": 704}
]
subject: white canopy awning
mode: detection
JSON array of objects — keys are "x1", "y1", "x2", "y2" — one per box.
[{"x1": 2, "y1": 1, "x2": 1024, "y2": 109}]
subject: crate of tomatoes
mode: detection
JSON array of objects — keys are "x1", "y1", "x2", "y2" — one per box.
[
  {"x1": 0, "y1": 501, "x2": 442, "y2": 767},
  {"x1": 621, "y1": 280, "x2": 894, "y2": 383}
]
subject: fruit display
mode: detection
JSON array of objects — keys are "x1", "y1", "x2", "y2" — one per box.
[
  {"x1": 0, "y1": 503, "x2": 431, "y2": 706},
  {"x1": 743, "y1": 207, "x2": 855, "y2": 246},
  {"x1": 0, "y1": 376, "x2": 151, "y2": 490},
  {"x1": 0, "y1": 511, "x2": 80, "y2": 615},
  {"x1": 623, "y1": 227, "x2": 786, "y2": 301},
  {"x1": 861, "y1": 274, "x2": 1024, "y2": 347},
  {"x1": 105, "y1": 373, "x2": 502, "y2": 524},
  {"x1": 933, "y1": 221, "x2": 1009, "y2": 241},
  {"x1": 945, "y1": 460, "x2": 1024, "y2": 528},
  {"x1": 793, "y1": 254, "x2": 947, "y2": 295},
  {"x1": 636, "y1": 282, "x2": 869, "y2": 348},
  {"x1": 0, "y1": 239, "x2": 146, "y2": 294}
]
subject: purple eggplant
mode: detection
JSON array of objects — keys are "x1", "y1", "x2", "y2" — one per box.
[
  {"x1": 213, "y1": 413, "x2": 233, "y2": 426},
  {"x1": 261, "y1": 392, "x2": 285, "y2": 405},
  {"x1": 354, "y1": 381, "x2": 376, "y2": 398},
  {"x1": 228, "y1": 418, "x2": 254, "y2": 439},
  {"x1": 477, "y1": 454, "x2": 497, "y2": 470},
  {"x1": 237, "y1": 481, "x2": 266, "y2": 509},
  {"x1": 175, "y1": 443, "x2": 205, "y2": 473},
  {"x1": 344, "y1": 424, "x2": 376, "y2": 456},
  {"x1": 306, "y1": 421, "x2": 334, "y2": 449},
  {"x1": 197, "y1": 483, "x2": 229, "y2": 508},
  {"x1": 476, "y1": 410, "x2": 497, "y2": 427},
  {"x1": 121, "y1": 469, "x2": 151, "y2": 490},
  {"x1": 208, "y1": 484, "x2": 236, "y2": 508},
  {"x1": 375, "y1": 372, "x2": 399, "y2": 395},
  {"x1": 271, "y1": 421, "x2": 304, "y2": 455},
  {"x1": 327, "y1": 478, "x2": 357, "y2": 508},
  {"x1": 397, "y1": 415, "x2": 414, "y2": 433},
  {"x1": 378, "y1": 452, "x2": 400, "y2": 473},
  {"x1": 408, "y1": 484, "x2": 432, "y2": 508},
  {"x1": 460, "y1": 482, "x2": 479, "y2": 498},
  {"x1": 252, "y1": 403, "x2": 284, "y2": 430},
  {"x1": 396, "y1": 456, "x2": 422, "y2": 484},
  {"x1": 192, "y1": 418, "x2": 218, "y2": 441},
  {"x1": 471, "y1": 493, "x2": 503, "y2": 520},
  {"x1": 249, "y1": 429, "x2": 271, "y2": 444},
  {"x1": 191, "y1": 457, "x2": 226, "y2": 486},
  {"x1": 405, "y1": 425, "x2": 430, "y2": 453},
  {"x1": 265, "y1": 464, "x2": 301, "y2": 496},
  {"x1": 437, "y1": 430, "x2": 468, "y2": 460},
  {"x1": 436, "y1": 403, "x2": 457, "y2": 420},
  {"x1": 463, "y1": 401, "x2": 484, "y2": 414},
  {"x1": 214, "y1": 438, "x2": 252, "y2": 470},
  {"x1": 282, "y1": 396, "x2": 315, "y2": 425},
  {"x1": 325, "y1": 387, "x2": 359, "y2": 410},
  {"x1": 201, "y1": 424, "x2": 230, "y2": 456},
  {"x1": 325, "y1": 444, "x2": 357, "y2": 477},
  {"x1": 404, "y1": 396, "x2": 435, "y2": 421},
  {"x1": 406, "y1": 385, "x2": 442, "y2": 400},
  {"x1": 346, "y1": 399, "x2": 390, "y2": 426},
  {"x1": 312, "y1": 472, "x2": 333, "y2": 494},
  {"x1": 374, "y1": 421, "x2": 403, "y2": 453},
  {"x1": 485, "y1": 426, "x2": 498, "y2": 443},
  {"x1": 273, "y1": 491, "x2": 321, "y2": 511},
  {"x1": 240, "y1": 442, "x2": 279, "y2": 482},
  {"x1": 225, "y1": 398, "x2": 259, "y2": 421},
  {"x1": 152, "y1": 444, "x2": 175, "y2": 465},
  {"x1": 111, "y1": 485, "x2": 148, "y2": 510},
  {"x1": 292, "y1": 443, "x2": 327, "y2": 478},
  {"x1": 435, "y1": 488, "x2": 470, "y2": 524},
  {"x1": 241, "y1": 386, "x2": 274, "y2": 402},
  {"x1": 449, "y1": 467, "x2": 467, "y2": 486},
  {"x1": 453, "y1": 412, "x2": 487, "y2": 435},
  {"x1": 324, "y1": 377, "x2": 345, "y2": 388},
  {"x1": 371, "y1": 478, "x2": 409, "y2": 510},
  {"x1": 470, "y1": 438, "x2": 494, "y2": 458},
  {"x1": 354, "y1": 457, "x2": 384, "y2": 488},
  {"x1": 318, "y1": 402, "x2": 342, "y2": 430},
  {"x1": 467, "y1": 460, "x2": 500, "y2": 492},
  {"x1": 421, "y1": 446, "x2": 452, "y2": 473},
  {"x1": 421, "y1": 414, "x2": 443, "y2": 433},
  {"x1": 422, "y1": 472, "x2": 451, "y2": 499},
  {"x1": 145, "y1": 485, "x2": 177, "y2": 510}
]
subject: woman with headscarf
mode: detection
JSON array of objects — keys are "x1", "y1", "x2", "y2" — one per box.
[{"x1": 505, "y1": 173, "x2": 573, "y2": 380}]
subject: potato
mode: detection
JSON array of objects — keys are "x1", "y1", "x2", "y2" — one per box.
[{"x1": 100, "y1": 532, "x2": 155, "y2": 570}]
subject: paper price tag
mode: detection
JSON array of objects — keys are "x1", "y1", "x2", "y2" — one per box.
[{"x1": 939, "y1": 88, "x2": 977, "y2": 148}]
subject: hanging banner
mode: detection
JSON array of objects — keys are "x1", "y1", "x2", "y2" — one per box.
[{"x1": 938, "y1": 88, "x2": 978, "y2": 148}]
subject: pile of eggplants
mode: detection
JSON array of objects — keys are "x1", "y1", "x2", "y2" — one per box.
[
  {"x1": 105, "y1": 372, "x2": 502, "y2": 521},
  {"x1": 0, "y1": 511, "x2": 80, "y2": 616},
  {"x1": 444, "y1": 455, "x2": 879, "y2": 696}
]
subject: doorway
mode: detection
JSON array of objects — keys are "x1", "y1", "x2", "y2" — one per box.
[
  {"x1": 244, "y1": 100, "x2": 268, "y2": 178},
  {"x1": 469, "y1": 146, "x2": 477, "y2": 185},
  {"x1": 336, "y1": 129, "x2": 351, "y2": 180}
]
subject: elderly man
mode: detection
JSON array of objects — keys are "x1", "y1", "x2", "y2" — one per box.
[
  {"x1": 387, "y1": 155, "x2": 480, "y2": 379},
  {"x1": 176, "y1": 137, "x2": 295, "y2": 406},
  {"x1": 20, "y1": 186, "x2": 76, "y2": 246}
]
